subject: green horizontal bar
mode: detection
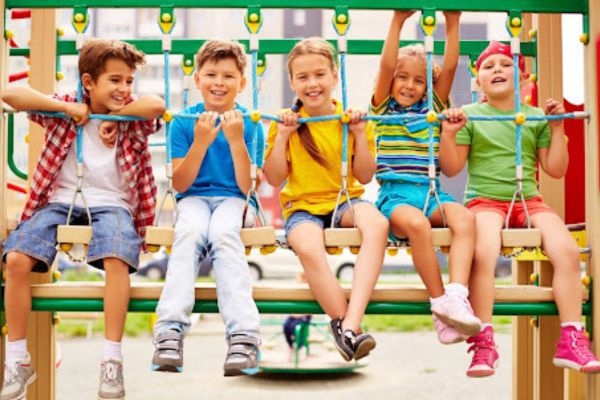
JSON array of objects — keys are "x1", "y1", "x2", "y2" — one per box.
[
  {"x1": 25, "y1": 299, "x2": 591, "y2": 316},
  {"x1": 4, "y1": 0, "x2": 587, "y2": 13},
  {"x1": 10, "y1": 40, "x2": 537, "y2": 57}
]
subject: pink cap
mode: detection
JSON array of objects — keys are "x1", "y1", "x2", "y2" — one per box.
[{"x1": 475, "y1": 41, "x2": 525, "y2": 72}]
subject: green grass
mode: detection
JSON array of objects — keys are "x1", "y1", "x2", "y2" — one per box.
[{"x1": 57, "y1": 313, "x2": 154, "y2": 338}]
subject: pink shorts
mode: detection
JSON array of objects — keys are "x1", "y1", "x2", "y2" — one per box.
[{"x1": 466, "y1": 196, "x2": 555, "y2": 228}]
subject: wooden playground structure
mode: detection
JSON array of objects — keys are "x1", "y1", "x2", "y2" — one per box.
[{"x1": 0, "y1": 1, "x2": 599, "y2": 399}]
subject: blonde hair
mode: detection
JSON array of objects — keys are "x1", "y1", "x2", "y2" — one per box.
[
  {"x1": 395, "y1": 44, "x2": 441, "y2": 98},
  {"x1": 286, "y1": 38, "x2": 338, "y2": 168}
]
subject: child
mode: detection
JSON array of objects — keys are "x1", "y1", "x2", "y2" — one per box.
[
  {"x1": 439, "y1": 41, "x2": 600, "y2": 377},
  {"x1": 151, "y1": 39, "x2": 264, "y2": 377},
  {"x1": 371, "y1": 10, "x2": 480, "y2": 345},
  {"x1": 1, "y1": 39, "x2": 165, "y2": 400},
  {"x1": 263, "y1": 38, "x2": 389, "y2": 362}
]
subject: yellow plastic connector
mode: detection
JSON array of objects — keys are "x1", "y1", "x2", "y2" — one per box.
[
  {"x1": 529, "y1": 318, "x2": 538, "y2": 328},
  {"x1": 24, "y1": 133, "x2": 29, "y2": 144},
  {"x1": 326, "y1": 247, "x2": 342, "y2": 255},
  {"x1": 426, "y1": 110, "x2": 438, "y2": 124},
  {"x1": 341, "y1": 113, "x2": 351, "y2": 124},
  {"x1": 529, "y1": 74, "x2": 537, "y2": 83},
  {"x1": 528, "y1": 29, "x2": 537, "y2": 39},
  {"x1": 165, "y1": 246, "x2": 172, "y2": 255},
  {"x1": 245, "y1": 247, "x2": 251, "y2": 256},
  {"x1": 350, "y1": 246, "x2": 360, "y2": 255},
  {"x1": 524, "y1": 95, "x2": 532, "y2": 105},
  {"x1": 510, "y1": 17, "x2": 522, "y2": 28},
  {"x1": 387, "y1": 248, "x2": 399, "y2": 256},
  {"x1": 57, "y1": 27, "x2": 65, "y2": 36},
  {"x1": 162, "y1": 111, "x2": 173, "y2": 123},
  {"x1": 582, "y1": 276, "x2": 591, "y2": 287},
  {"x1": 56, "y1": 72, "x2": 64, "y2": 81},
  {"x1": 249, "y1": 13, "x2": 259, "y2": 23},
  {"x1": 59, "y1": 243, "x2": 73, "y2": 252},
  {"x1": 4, "y1": 29, "x2": 14, "y2": 40},
  {"x1": 147, "y1": 244, "x2": 160, "y2": 253},
  {"x1": 337, "y1": 14, "x2": 347, "y2": 24},
  {"x1": 74, "y1": 13, "x2": 85, "y2": 23},
  {"x1": 514, "y1": 112, "x2": 526, "y2": 125},
  {"x1": 529, "y1": 273, "x2": 538, "y2": 284},
  {"x1": 260, "y1": 245, "x2": 276, "y2": 255},
  {"x1": 440, "y1": 246, "x2": 450, "y2": 254},
  {"x1": 424, "y1": 16, "x2": 435, "y2": 26},
  {"x1": 161, "y1": 13, "x2": 172, "y2": 23},
  {"x1": 2, "y1": 270, "x2": 6, "y2": 281},
  {"x1": 580, "y1": 33, "x2": 589, "y2": 45},
  {"x1": 585, "y1": 331, "x2": 591, "y2": 339},
  {"x1": 1, "y1": 326, "x2": 8, "y2": 336},
  {"x1": 53, "y1": 315, "x2": 61, "y2": 325},
  {"x1": 501, "y1": 247, "x2": 512, "y2": 256},
  {"x1": 250, "y1": 110, "x2": 262, "y2": 123},
  {"x1": 53, "y1": 270, "x2": 62, "y2": 281}
]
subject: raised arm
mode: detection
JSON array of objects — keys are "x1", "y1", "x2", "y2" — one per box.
[
  {"x1": 222, "y1": 109, "x2": 252, "y2": 194},
  {"x1": 372, "y1": 10, "x2": 415, "y2": 107},
  {"x1": 348, "y1": 109, "x2": 376, "y2": 183},
  {"x1": 112, "y1": 95, "x2": 166, "y2": 119},
  {"x1": 537, "y1": 99, "x2": 569, "y2": 178},
  {"x1": 2, "y1": 86, "x2": 89, "y2": 124},
  {"x1": 439, "y1": 108, "x2": 470, "y2": 177},
  {"x1": 263, "y1": 112, "x2": 297, "y2": 187},
  {"x1": 433, "y1": 12, "x2": 461, "y2": 104}
]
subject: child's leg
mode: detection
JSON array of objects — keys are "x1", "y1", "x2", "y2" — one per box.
[
  {"x1": 288, "y1": 223, "x2": 347, "y2": 319},
  {"x1": 4, "y1": 253, "x2": 37, "y2": 342},
  {"x1": 469, "y1": 212, "x2": 504, "y2": 323},
  {"x1": 103, "y1": 258, "x2": 131, "y2": 343},
  {"x1": 337, "y1": 202, "x2": 388, "y2": 332},
  {"x1": 531, "y1": 212, "x2": 581, "y2": 322},
  {"x1": 390, "y1": 205, "x2": 443, "y2": 297},
  {"x1": 430, "y1": 203, "x2": 475, "y2": 286}
]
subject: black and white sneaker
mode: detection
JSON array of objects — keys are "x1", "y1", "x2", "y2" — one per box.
[
  {"x1": 352, "y1": 332, "x2": 376, "y2": 360},
  {"x1": 329, "y1": 318, "x2": 354, "y2": 362}
]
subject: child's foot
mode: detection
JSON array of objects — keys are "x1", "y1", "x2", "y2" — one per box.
[
  {"x1": 151, "y1": 330, "x2": 184, "y2": 373},
  {"x1": 98, "y1": 358, "x2": 125, "y2": 400},
  {"x1": 223, "y1": 335, "x2": 261, "y2": 376},
  {"x1": 466, "y1": 326, "x2": 499, "y2": 378},
  {"x1": 553, "y1": 326, "x2": 600, "y2": 373},
  {"x1": 347, "y1": 331, "x2": 376, "y2": 361},
  {"x1": 329, "y1": 318, "x2": 354, "y2": 362},
  {"x1": 0, "y1": 353, "x2": 37, "y2": 400},
  {"x1": 431, "y1": 295, "x2": 481, "y2": 336},
  {"x1": 432, "y1": 315, "x2": 468, "y2": 345}
]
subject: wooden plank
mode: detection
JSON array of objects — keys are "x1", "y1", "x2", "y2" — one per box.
[
  {"x1": 431, "y1": 228, "x2": 452, "y2": 247},
  {"x1": 501, "y1": 228, "x2": 542, "y2": 248},
  {"x1": 324, "y1": 228, "x2": 362, "y2": 247},
  {"x1": 240, "y1": 226, "x2": 276, "y2": 247},
  {"x1": 513, "y1": 260, "x2": 534, "y2": 400},
  {"x1": 144, "y1": 226, "x2": 174, "y2": 247}
]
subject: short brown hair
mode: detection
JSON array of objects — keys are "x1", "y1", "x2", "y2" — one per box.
[
  {"x1": 78, "y1": 39, "x2": 146, "y2": 81},
  {"x1": 195, "y1": 39, "x2": 247, "y2": 74}
]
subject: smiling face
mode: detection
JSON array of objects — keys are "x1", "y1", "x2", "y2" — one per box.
[
  {"x1": 477, "y1": 53, "x2": 525, "y2": 102},
  {"x1": 289, "y1": 53, "x2": 338, "y2": 115},
  {"x1": 83, "y1": 58, "x2": 135, "y2": 114},
  {"x1": 391, "y1": 56, "x2": 427, "y2": 107},
  {"x1": 194, "y1": 58, "x2": 246, "y2": 114}
]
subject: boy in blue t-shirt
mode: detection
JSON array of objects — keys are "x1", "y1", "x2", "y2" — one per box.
[{"x1": 152, "y1": 39, "x2": 264, "y2": 376}]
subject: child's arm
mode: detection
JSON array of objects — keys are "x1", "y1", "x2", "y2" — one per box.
[
  {"x1": 433, "y1": 12, "x2": 461, "y2": 104},
  {"x1": 537, "y1": 99, "x2": 569, "y2": 178},
  {"x1": 172, "y1": 112, "x2": 220, "y2": 193},
  {"x1": 439, "y1": 108, "x2": 470, "y2": 177},
  {"x1": 263, "y1": 111, "x2": 298, "y2": 187},
  {"x1": 373, "y1": 10, "x2": 415, "y2": 107},
  {"x1": 111, "y1": 95, "x2": 166, "y2": 119},
  {"x1": 222, "y1": 109, "x2": 252, "y2": 194},
  {"x1": 1, "y1": 86, "x2": 89, "y2": 124},
  {"x1": 348, "y1": 109, "x2": 376, "y2": 184}
]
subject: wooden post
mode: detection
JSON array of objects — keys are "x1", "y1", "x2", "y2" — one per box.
[
  {"x1": 27, "y1": 9, "x2": 57, "y2": 400},
  {"x1": 585, "y1": 0, "x2": 600, "y2": 398},
  {"x1": 513, "y1": 260, "x2": 534, "y2": 400},
  {"x1": 532, "y1": 13, "x2": 565, "y2": 400},
  {"x1": 0, "y1": 0, "x2": 7, "y2": 387}
]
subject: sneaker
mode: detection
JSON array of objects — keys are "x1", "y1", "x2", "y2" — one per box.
[
  {"x1": 466, "y1": 326, "x2": 499, "y2": 378},
  {"x1": 431, "y1": 295, "x2": 481, "y2": 337},
  {"x1": 329, "y1": 318, "x2": 354, "y2": 362},
  {"x1": 151, "y1": 330, "x2": 184, "y2": 373},
  {"x1": 553, "y1": 326, "x2": 600, "y2": 373},
  {"x1": 98, "y1": 359, "x2": 125, "y2": 400},
  {"x1": 223, "y1": 335, "x2": 261, "y2": 376},
  {"x1": 0, "y1": 354, "x2": 37, "y2": 400},
  {"x1": 432, "y1": 315, "x2": 468, "y2": 345},
  {"x1": 347, "y1": 331, "x2": 376, "y2": 361}
]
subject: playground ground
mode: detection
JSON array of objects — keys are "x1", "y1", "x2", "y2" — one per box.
[{"x1": 55, "y1": 314, "x2": 512, "y2": 400}]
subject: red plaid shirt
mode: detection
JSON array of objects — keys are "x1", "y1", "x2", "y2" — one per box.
[{"x1": 25, "y1": 92, "x2": 161, "y2": 240}]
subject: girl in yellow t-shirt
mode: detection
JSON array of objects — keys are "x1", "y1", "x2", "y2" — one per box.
[{"x1": 264, "y1": 38, "x2": 388, "y2": 362}]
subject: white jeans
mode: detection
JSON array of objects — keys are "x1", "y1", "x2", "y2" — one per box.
[{"x1": 154, "y1": 196, "x2": 260, "y2": 339}]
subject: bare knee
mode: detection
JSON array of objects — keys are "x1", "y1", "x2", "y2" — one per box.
[
  {"x1": 5, "y1": 252, "x2": 35, "y2": 280},
  {"x1": 450, "y1": 210, "x2": 475, "y2": 236},
  {"x1": 360, "y1": 214, "x2": 389, "y2": 243}
]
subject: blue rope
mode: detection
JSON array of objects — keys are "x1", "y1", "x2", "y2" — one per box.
[
  {"x1": 341, "y1": 51, "x2": 348, "y2": 165},
  {"x1": 164, "y1": 50, "x2": 172, "y2": 164},
  {"x1": 182, "y1": 88, "x2": 189, "y2": 109},
  {"x1": 513, "y1": 53, "x2": 522, "y2": 167}
]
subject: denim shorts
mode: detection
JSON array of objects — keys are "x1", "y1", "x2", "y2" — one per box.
[
  {"x1": 284, "y1": 198, "x2": 369, "y2": 237},
  {"x1": 376, "y1": 180, "x2": 456, "y2": 220},
  {"x1": 3, "y1": 203, "x2": 142, "y2": 273}
]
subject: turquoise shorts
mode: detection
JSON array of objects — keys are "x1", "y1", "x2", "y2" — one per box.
[{"x1": 376, "y1": 180, "x2": 456, "y2": 220}]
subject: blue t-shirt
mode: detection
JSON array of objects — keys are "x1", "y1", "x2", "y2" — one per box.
[{"x1": 171, "y1": 102, "x2": 265, "y2": 201}]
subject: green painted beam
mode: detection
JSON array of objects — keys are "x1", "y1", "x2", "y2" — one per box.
[
  {"x1": 10, "y1": 39, "x2": 537, "y2": 57},
  {"x1": 25, "y1": 299, "x2": 592, "y2": 316},
  {"x1": 4, "y1": 0, "x2": 588, "y2": 13}
]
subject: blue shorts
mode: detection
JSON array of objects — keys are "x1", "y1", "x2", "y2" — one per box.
[
  {"x1": 3, "y1": 203, "x2": 142, "y2": 273},
  {"x1": 284, "y1": 199, "x2": 369, "y2": 237},
  {"x1": 376, "y1": 180, "x2": 456, "y2": 220}
]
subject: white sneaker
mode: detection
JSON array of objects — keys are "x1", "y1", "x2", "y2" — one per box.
[
  {"x1": 431, "y1": 295, "x2": 481, "y2": 337},
  {"x1": 1, "y1": 354, "x2": 37, "y2": 400}
]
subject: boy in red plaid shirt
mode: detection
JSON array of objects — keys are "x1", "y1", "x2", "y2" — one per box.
[{"x1": 1, "y1": 39, "x2": 164, "y2": 400}]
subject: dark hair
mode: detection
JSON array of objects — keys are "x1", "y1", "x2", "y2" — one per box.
[
  {"x1": 293, "y1": 98, "x2": 328, "y2": 168},
  {"x1": 195, "y1": 39, "x2": 247, "y2": 75},
  {"x1": 78, "y1": 39, "x2": 145, "y2": 81}
]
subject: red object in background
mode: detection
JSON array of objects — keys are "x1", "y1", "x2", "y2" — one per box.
[
  {"x1": 6, "y1": 182, "x2": 26, "y2": 194},
  {"x1": 11, "y1": 9, "x2": 31, "y2": 19},
  {"x1": 564, "y1": 99, "x2": 585, "y2": 224},
  {"x1": 9, "y1": 71, "x2": 28, "y2": 82}
]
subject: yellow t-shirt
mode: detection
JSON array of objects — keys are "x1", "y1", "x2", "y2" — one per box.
[{"x1": 265, "y1": 100, "x2": 376, "y2": 220}]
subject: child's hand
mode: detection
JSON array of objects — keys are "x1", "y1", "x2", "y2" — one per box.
[
  {"x1": 441, "y1": 108, "x2": 467, "y2": 136},
  {"x1": 99, "y1": 120, "x2": 117, "y2": 148},
  {"x1": 65, "y1": 102, "x2": 90, "y2": 126},
  {"x1": 346, "y1": 108, "x2": 367, "y2": 138},
  {"x1": 442, "y1": 11, "x2": 462, "y2": 23},
  {"x1": 394, "y1": 10, "x2": 415, "y2": 21},
  {"x1": 221, "y1": 109, "x2": 245, "y2": 144},
  {"x1": 544, "y1": 98, "x2": 566, "y2": 128},
  {"x1": 194, "y1": 111, "x2": 220, "y2": 147},
  {"x1": 276, "y1": 110, "x2": 300, "y2": 140}
]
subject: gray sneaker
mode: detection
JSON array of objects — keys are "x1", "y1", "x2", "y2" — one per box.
[
  {"x1": 1, "y1": 354, "x2": 37, "y2": 400},
  {"x1": 97, "y1": 359, "x2": 125, "y2": 400},
  {"x1": 223, "y1": 335, "x2": 261, "y2": 376},
  {"x1": 151, "y1": 330, "x2": 183, "y2": 373}
]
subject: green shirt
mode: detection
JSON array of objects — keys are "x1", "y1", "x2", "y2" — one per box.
[{"x1": 456, "y1": 102, "x2": 551, "y2": 203}]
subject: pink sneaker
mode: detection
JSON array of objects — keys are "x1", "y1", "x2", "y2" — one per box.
[
  {"x1": 432, "y1": 315, "x2": 467, "y2": 345},
  {"x1": 431, "y1": 295, "x2": 481, "y2": 337},
  {"x1": 466, "y1": 326, "x2": 499, "y2": 378},
  {"x1": 553, "y1": 326, "x2": 600, "y2": 373}
]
